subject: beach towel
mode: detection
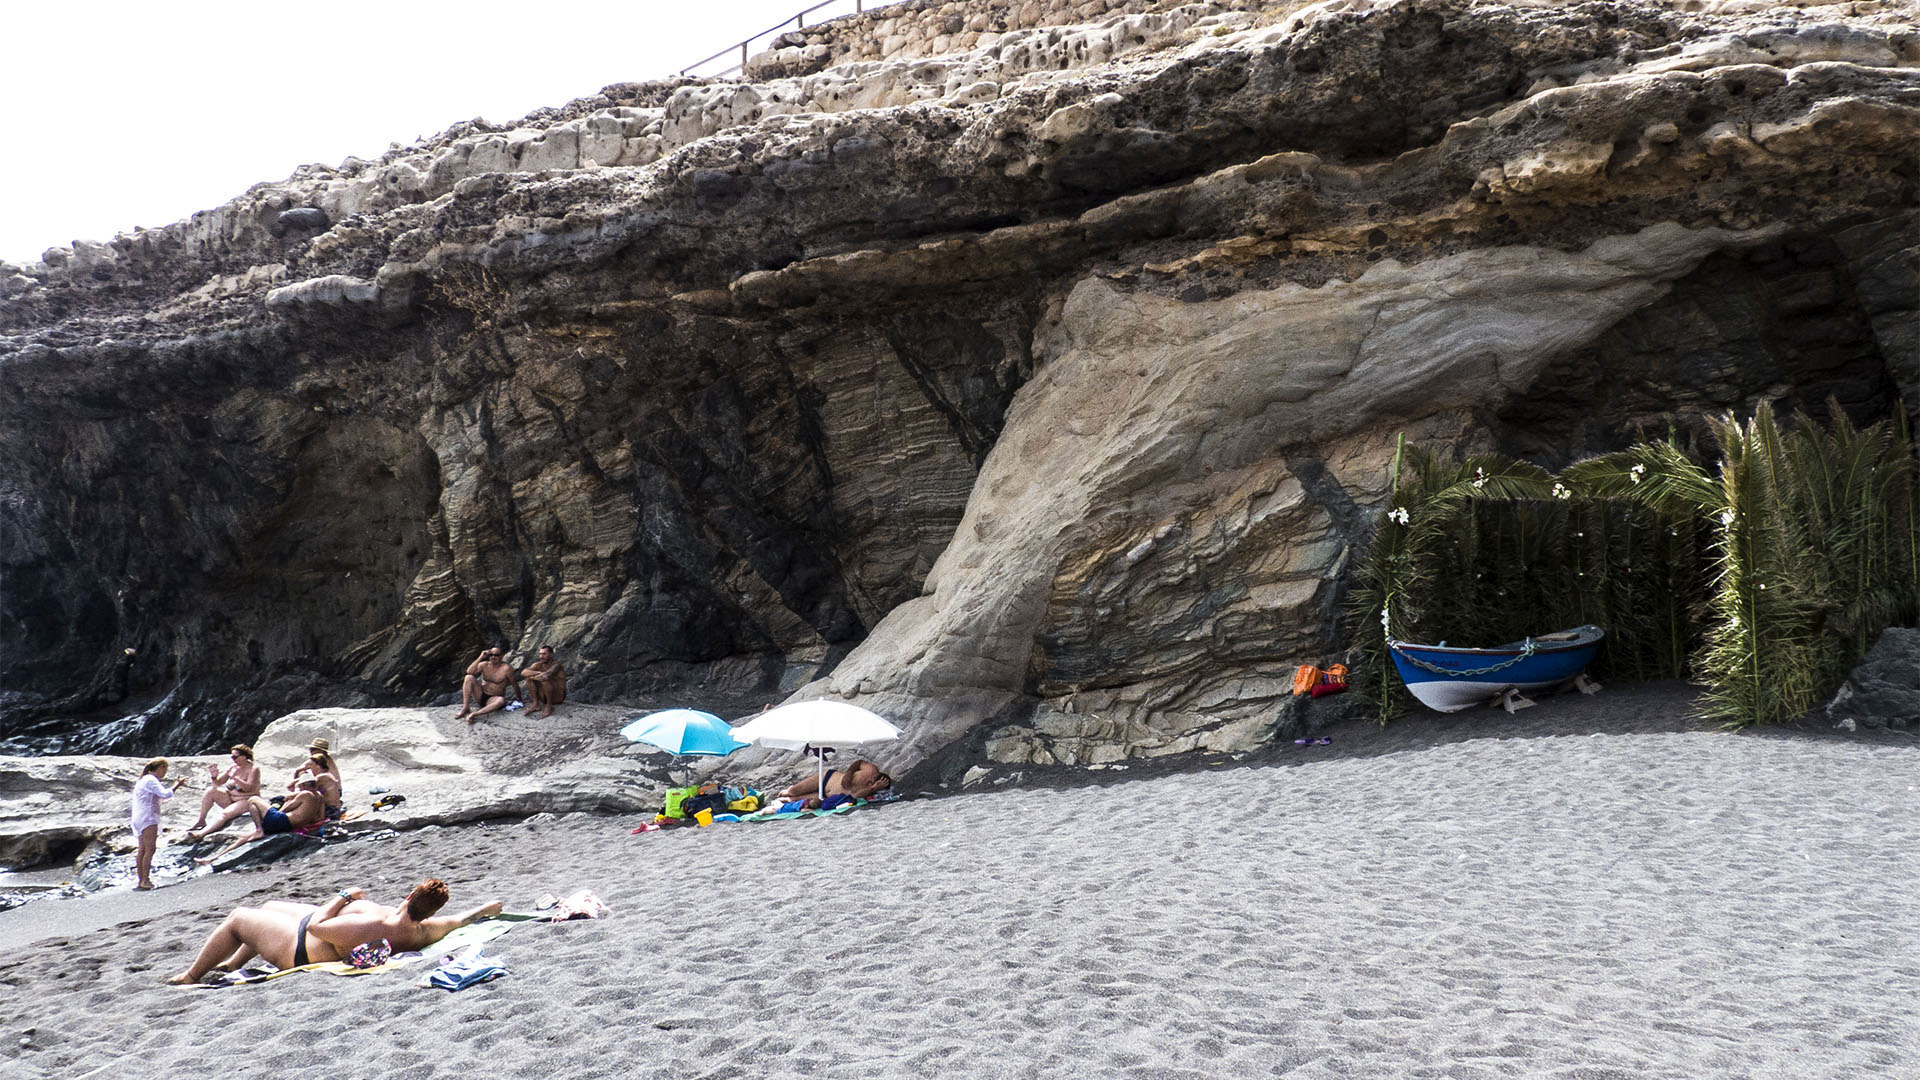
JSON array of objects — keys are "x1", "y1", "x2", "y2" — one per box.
[
  {"x1": 422, "y1": 945, "x2": 508, "y2": 991},
  {"x1": 741, "y1": 798, "x2": 865, "y2": 822}
]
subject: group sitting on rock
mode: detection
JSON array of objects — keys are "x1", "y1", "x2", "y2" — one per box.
[
  {"x1": 458, "y1": 644, "x2": 566, "y2": 723},
  {"x1": 192, "y1": 779, "x2": 330, "y2": 863},
  {"x1": 185, "y1": 737, "x2": 344, "y2": 844}
]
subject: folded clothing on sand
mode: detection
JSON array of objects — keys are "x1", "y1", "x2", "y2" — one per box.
[
  {"x1": 531, "y1": 889, "x2": 610, "y2": 921},
  {"x1": 423, "y1": 946, "x2": 508, "y2": 991}
]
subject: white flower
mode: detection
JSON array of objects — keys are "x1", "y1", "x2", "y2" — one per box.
[
  {"x1": 1380, "y1": 606, "x2": 1392, "y2": 630},
  {"x1": 1720, "y1": 509, "x2": 1735, "y2": 527},
  {"x1": 1386, "y1": 507, "x2": 1410, "y2": 525},
  {"x1": 1629, "y1": 463, "x2": 1647, "y2": 485},
  {"x1": 1551, "y1": 482, "x2": 1572, "y2": 500},
  {"x1": 1471, "y1": 467, "x2": 1488, "y2": 490}
]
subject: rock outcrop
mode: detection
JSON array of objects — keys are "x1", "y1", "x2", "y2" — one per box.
[
  {"x1": 0, "y1": 0, "x2": 1915, "y2": 775},
  {"x1": 0, "y1": 704, "x2": 674, "y2": 870}
]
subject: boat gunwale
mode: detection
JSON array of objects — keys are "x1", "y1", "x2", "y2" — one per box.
[{"x1": 1390, "y1": 626, "x2": 1605, "y2": 660}]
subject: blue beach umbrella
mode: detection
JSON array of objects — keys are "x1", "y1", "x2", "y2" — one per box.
[{"x1": 620, "y1": 709, "x2": 749, "y2": 758}]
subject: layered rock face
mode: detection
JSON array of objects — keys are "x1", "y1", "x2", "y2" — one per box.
[{"x1": 0, "y1": 0, "x2": 1914, "y2": 773}]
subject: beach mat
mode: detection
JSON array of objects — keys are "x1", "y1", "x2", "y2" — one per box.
[{"x1": 740, "y1": 792, "x2": 900, "y2": 821}]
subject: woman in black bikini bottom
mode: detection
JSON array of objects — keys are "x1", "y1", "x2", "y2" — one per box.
[{"x1": 292, "y1": 913, "x2": 314, "y2": 967}]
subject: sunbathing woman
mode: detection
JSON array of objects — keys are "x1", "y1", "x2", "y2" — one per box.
[
  {"x1": 772, "y1": 759, "x2": 893, "y2": 809},
  {"x1": 168, "y1": 879, "x2": 502, "y2": 984},
  {"x1": 187, "y1": 745, "x2": 260, "y2": 833}
]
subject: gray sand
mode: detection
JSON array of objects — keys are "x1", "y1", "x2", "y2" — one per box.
[{"x1": 1, "y1": 683, "x2": 1915, "y2": 1078}]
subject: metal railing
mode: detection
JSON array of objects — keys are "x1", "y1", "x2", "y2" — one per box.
[{"x1": 678, "y1": 0, "x2": 909, "y2": 78}]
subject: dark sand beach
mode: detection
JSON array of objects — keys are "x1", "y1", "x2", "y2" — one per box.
[{"x1": 1, "y1": 682, "x2": 1915, "y2": 1078}]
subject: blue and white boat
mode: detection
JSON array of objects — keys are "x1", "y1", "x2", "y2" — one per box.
[{"x1": 1388, "y1": 625, "x2": 1605, "y2": 713}]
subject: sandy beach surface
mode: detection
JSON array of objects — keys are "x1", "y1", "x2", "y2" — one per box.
[{"x1": 1, "y1": 682, "x2": 1915, "y2": 1078}]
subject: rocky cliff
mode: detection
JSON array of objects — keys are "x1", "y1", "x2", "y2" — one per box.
[{"x1": 1, "y1": 0, "x2": 1915, "y2": 776}]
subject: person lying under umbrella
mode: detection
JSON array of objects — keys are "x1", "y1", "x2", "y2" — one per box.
[{"x1": 771, "y1": 758, "x2": 893, "y2": 810}]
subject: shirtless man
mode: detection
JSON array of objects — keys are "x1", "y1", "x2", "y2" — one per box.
[
  {"x1": 458, "y1": 646, "x2": 519, "y2": 723},
  {"x1": 191, "y1": 779, "x2": 328, "y2": 861},
  {"x1": 519, "y1": 645, "x2": 567, "y2": 719},
  {"x1": 773, "y1": 758, "x2": 893, "y2": 809},
  {"x1": 167, "y1": 878, "x2": 502, "y2": 984}
]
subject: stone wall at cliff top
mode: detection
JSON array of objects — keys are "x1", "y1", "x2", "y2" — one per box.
[{"x1": 0, "y1": 0, "x2": 1915, "y2": 778}]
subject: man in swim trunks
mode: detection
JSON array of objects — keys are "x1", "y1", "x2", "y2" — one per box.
[
  {"x1": 167, "y1": 878, "x2": 504, "y2": 984},
  {"x1": 520, "y1": 644, "x2": 567, "y2": 719},
  {"x1": 191, "y1": 779, "x2": 328, "y2": 862},
  {"x1": 772, "y1": 758, "x2": 893, "y2": 810},
  {"x1": 458, "y1": 645, "x2": 519, "y2": 723}
]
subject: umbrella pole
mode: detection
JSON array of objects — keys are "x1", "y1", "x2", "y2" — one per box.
[{"x1": 816, "y1": 747, "x2": 825, "y2": 806}]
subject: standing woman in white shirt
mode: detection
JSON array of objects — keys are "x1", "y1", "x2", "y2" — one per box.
[{"x1": 132, "y1": 759, "x2": 188, "y2": 890}]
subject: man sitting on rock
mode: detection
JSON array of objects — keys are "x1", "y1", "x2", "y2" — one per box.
[
  {"x1": 458, "y1": 645, "x2": 520, "y2": 723},
  {"x1": 520, "y1": 644, "x2": 567, "y2": 719},
  {"x1": 190, "y1": 779, "x2": 328, "y2": 862},
  {"x1": 168, "y1": 878, "x2": 503, "y2": 984}
]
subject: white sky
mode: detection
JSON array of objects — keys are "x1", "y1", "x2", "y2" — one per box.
[{"x1": 2, "y1": 0, "x2": 883, "y2": 266}]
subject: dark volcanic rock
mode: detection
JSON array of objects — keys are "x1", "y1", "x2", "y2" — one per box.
[{"x1": 1827, "y1": 627, "x2": 1920, "y2": 731}]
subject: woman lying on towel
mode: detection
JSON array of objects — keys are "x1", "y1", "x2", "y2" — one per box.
[
  {"x1": 168, "y1": 879, "x2": 502, "y2": 984},
  {"x1": 771, "y1": 759, "x2": 893, "y2": 811}
]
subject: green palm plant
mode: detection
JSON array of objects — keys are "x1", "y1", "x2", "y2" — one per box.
[
  {"x1": 1559, "y1": 402, "x2": 1916, "y2": 727},
  {"x1": 1700, "y1": 405, "x2": 1829, "y2": 727},
  {"x1": 1782, "y1": 403, "x2": 1917, "y2": 683}
]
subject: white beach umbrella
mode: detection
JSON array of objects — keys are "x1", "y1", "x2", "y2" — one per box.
[{"x1": 729, "y1": 700, "x2": 900, "y2": 802}]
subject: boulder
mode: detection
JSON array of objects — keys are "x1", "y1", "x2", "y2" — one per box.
[
  {"x1": 0, "y1": 754, "x2": 223, "y2": 870},
  {"x1": 1826, "y1": 627, "x2": 1920, "y2": 731},
  {"x1": 276, "y1": 207, "x2": 331, "y2": 232},
  {"x1": 0, "y1": 702, "x2": 698, "y2": 872}
]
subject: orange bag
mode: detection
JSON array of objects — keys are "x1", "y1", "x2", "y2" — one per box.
[
  {"x1": 1310, "y1": 664, "x2": 1349, "y2": 698},
  {"x1": 1292, "y1": 665, "x2": 1322, "y2": 696}
]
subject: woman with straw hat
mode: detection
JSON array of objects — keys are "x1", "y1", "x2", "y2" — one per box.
[{"x1": 289, "y1": 738, "x2": 344, "y2": 820}]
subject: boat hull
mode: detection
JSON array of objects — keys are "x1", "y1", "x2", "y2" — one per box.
[{"x1": 1390, "y1": 626, "x2": 1605, "y2": 713}]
